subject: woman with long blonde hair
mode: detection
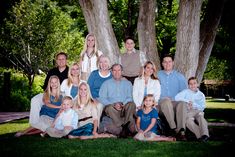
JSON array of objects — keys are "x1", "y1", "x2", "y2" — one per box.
[
  {"x1": 61, "y1": 62, "x2": 84, "y2": 101},
  {"x1": 79, "y1": 33, "x2": 103, "y2": 80},
  {"x1": 68, "y1": 82, "x2": 114, "y2": 139}
]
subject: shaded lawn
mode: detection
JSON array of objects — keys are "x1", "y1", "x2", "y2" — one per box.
[
  {"x1": 0, "y1": 133, "x2": 234, "y2": 157},
  {"x1": 0, "y1": 99, "x2": 235, "y2": 157}
]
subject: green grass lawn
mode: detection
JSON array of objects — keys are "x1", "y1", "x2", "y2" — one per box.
[{"x1": 0, "y1": 99, "x2": 235, "y2": 157}]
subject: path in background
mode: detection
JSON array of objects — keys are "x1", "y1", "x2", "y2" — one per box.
[{"x1": 0, "y1": 112, "x2": 29, "y2": 124}]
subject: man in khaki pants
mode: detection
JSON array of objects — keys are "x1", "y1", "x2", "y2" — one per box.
[
  {"x1": 157, "y1": 54, "x2": 188, "y2": 140},
  {"x1": 98, "y1": 64, "x2": 136, "y2": 136}
]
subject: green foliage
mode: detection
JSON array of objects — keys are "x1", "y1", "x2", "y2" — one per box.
[
  {"x1": 204, "y1": 56, "x2": 232, "y2": 80},
  {"x1": 0, "y1": 68, "x2": 44, "y2": 111},
  {"x1": 156, "y1": 0, "x2": 178, "y2": 56},
  {"x1": 108, "y1": 0, "x2": 139, "y2": 47},
  {"x1": 0, "y1": 0, "x2": 84, "y2": 86}
]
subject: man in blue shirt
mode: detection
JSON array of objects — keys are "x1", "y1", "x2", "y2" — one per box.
[
  {"x1": 157, "y1": 54, "x2": 188, "y2": 140},
  {"x1": 98, "y1": 64, "x2": 136, "y2": 136}
]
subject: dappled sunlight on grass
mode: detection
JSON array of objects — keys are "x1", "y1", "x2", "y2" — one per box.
[
  {"x1": 206, "y1": 99, "x2": 235, "y2": 109},
  {"x1": 0, "y1": 119, "x2": 29, "y2": 135}
]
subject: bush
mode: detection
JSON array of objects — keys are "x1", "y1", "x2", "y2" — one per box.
[{"x1": 0, "y1": 68, "x2": 45, "y2": 111}]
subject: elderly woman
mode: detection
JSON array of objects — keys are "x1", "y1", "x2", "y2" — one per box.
[
  {"x1": 79, "y1": 33, "x2": 103, "y2": 81},
  {"x1": 87, "y1": 55, "x2": 112, "y2": 120},
  {"x1": 133, "y1": 61, "x2": 161, "y2": 110},
  {"x1": 88, "y1": 55, "x2": 112, "y2": 100}
]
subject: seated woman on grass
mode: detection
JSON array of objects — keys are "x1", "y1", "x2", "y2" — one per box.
[
  {"x1": 134, "y1": 94, "x2": 176, "y2": 141},
  {"x1": 15, "y1": 75, "x2": 62, "y2": 137},
  {"x1": 68, "y1": 82, "x2": 114, "y2": 139}
]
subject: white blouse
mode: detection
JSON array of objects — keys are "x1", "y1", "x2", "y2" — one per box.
[{"x1": 133, "y1": 77, "x2": 161, "y2": 107}]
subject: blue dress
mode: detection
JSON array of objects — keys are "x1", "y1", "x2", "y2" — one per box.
[
  {"x1": 40, "y1": 95, "x2": 63, "y2": 118},
  {"x1": 137, "y1": 108, "x2": 158, "y2": 133}
]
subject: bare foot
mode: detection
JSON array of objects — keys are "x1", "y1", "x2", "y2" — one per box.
[{"x1": 14, "y1": 132, "x2": 23, "y2": 137}]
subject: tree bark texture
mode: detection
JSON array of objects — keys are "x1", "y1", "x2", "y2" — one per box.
[
  {"x1": 175, "y1": 0, "x2": 202, "y2": 79},
  {"x1": 79, "y1": 0, "x2": 120, "y2": 64},
  {"x1": 196, "y1": 0, "x2": 226, "y2": 83},
  {"x1": 137, "y1": 0, "x2": 160, "y2": 70}
]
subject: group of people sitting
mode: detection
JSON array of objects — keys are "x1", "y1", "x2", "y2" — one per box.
[{"x1": 15, "y1": 34, "x2": 209, "y2": 142}]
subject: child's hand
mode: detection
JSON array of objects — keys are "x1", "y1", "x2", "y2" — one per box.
[
  {"x1": 114, "y1": 102, "x2": 123, "y2": 111},
  {"x1": 64, "y1": 126, "x2": 72, "y2": 130},
  {"x1": 188, "y1": 101, "x2": 193, "y2": 110},
  {"x1": 138, "y1": 129, "x2": 144, "y2": 133}
]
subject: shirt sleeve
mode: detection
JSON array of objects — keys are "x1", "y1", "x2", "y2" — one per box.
[
  {"x1": 175, "y1": 90, "x2": 190, "y2": 103},
  {"x1": 87, "y1": 71, "x2": 95, "y2": 97},
  {"x1": 71, "y1": 111, "x2": 78, "y2": 129},
  {"x1": 179, "y1": 73, "x2": 188, "y2": 92},
  {"x1": 137, "y1": 110, "x2": 142, "y2": 118},
  {"x1": 97, "y1": 81, "x2": 112, "y2": 106},
  {"x1": 123, "y1": 81, "x2": 133, "y2": 105},
  {"x1": 151, "y1": 109, "x2": 158, "y2": 119}
]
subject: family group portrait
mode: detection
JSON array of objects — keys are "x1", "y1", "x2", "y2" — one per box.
[{"x1": 0, "y1": 0, "x2": 234, "y2": 157}]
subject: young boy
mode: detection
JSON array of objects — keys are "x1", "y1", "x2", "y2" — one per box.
[
  {"x1": 42, "y1": 96, "x2": 78, "y2": 138},
  {"x1": 175, "y1": 77, "x2": 209, "y2": 142}
]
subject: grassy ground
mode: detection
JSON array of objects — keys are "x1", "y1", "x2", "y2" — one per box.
[{"x1": 0, "y1": 99, "x2": 234, "y2": 157}]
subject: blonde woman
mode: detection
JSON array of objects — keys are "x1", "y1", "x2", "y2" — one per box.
[
  {"x1": 68, "y1": 82, "x2": 114, "y2": 139},
  {"x1": 133, "y1": 61, "x2": 161, "y2": 110},
  {"x1": 15, "y1": 75, "x2": 62, "y2": 137},
  {"x1": 79, "y1": 33, "x2": 103, "y2": 81},
  {"x1": 61, "y1": 62, "x2": 85, "y2": 101}
]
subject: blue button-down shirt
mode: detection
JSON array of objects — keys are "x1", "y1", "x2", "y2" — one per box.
[
  {"x1": 98, "y1": 78, "x2": 133, "y2": 106},
  {"x1": 157, "y1": 70, "x2": 187, "y2": 100}
]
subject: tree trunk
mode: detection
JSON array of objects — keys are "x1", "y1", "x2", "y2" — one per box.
[
  {"x1": 196, "y1": 0, "x2": 226, "y2": 83},
  {"x1": 79, "y1": 0, "x2": 120, "y2": 64},
  {"x1": 175, "y1": 0, "x2": 202, "y2": 79},
  {"x1": 137, "y1": 0, "x2": 160, "y2": 70}
]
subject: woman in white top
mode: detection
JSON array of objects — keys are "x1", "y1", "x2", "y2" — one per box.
[
  {"x1": 60, "y1": 62, "x2": 84, "y2": 101},
  {"x1": 133, "y1": 61, "x2": 161, "y2": 109},
  {"x1": 79, "y1": 33, "x2": 103, "y2": 81}
]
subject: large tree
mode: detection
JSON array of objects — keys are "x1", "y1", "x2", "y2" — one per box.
[
  {"x1": 79, "y1": 0, "x2": 120, "y2": 64},
  {"x1": 79, "y1": 0, "x2": 226, "y2": 82},
  {"x1": 196, "y1": 0, "x2": 226, "y2": 83},
  {"x1": 174, "y1": 0, "x2": 202, "y2": 79},
  {"x1": 137, "y1": 0, "x2": 160, "y2": 70}
]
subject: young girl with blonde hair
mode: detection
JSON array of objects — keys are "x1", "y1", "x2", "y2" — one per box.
[{"x1": 134, "y1": 94, "x2": 176, "y2": 141}]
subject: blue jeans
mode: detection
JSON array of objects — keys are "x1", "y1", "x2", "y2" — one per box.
[{"x1": 69, "y1": 123, "x2": 93, "y2": 136}]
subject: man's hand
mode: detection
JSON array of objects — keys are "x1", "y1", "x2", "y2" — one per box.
[{"x1": 114, "y1": 102, "x2": 123, "y2": 111}]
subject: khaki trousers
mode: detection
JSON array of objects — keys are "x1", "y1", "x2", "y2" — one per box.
[
  {"x1": 186, "y1": 110, "x2": 209, "y2": 139},
  {"x1": 159, "y1": 99, "x2": 187, "y2": 132},
  {"x1": 104, "y1": 102, "x2": 136, "y2": 135}
]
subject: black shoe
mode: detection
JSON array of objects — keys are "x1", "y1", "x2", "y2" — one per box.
[
  {"x1": 176, "y1": 129, "x2": 187, "y2": 141},
  {"x1": 199, "y1": 135, "x2": 209, "y2": 142},
  {"x1": 167, "y1": 128, "x2": 177, "y2": 137}
]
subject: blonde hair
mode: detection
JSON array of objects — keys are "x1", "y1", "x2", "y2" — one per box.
[
  {"x1": 44, "y1": 75, "x2": 61, "y2": 102},
  {"x1": 80, "y1": 33, "x2": 99, "y2": 61},
  {"x1": 139, "y1": 61, "x2": 158, "y2": 80},
  {"x1": 98, "y1": 55, "x2": 111, "y2": 70},
  {"x1": 142, "y1": 94, "x2": 156, "y2": 109},
  {"x1": 67, "y1": 62, "x2": 80, "y2": 86},
  {"x1": 62, "y1": 96, "x2": 73, "y2": 107},
  {"x1": 75, "y1": 82, "x2": 94, "y2": 109}
]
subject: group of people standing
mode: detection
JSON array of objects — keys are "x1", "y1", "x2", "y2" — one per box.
[{"x1": 15, "y1": 33, "x2": 209, "y2": 142}]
